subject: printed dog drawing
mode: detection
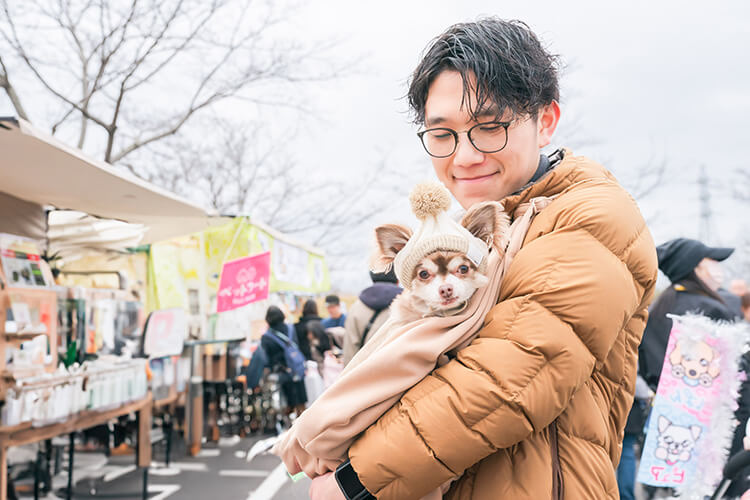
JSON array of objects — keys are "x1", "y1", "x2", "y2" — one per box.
[
  {"x1": 669, "y1": 338, "x2": 721, "y2": 387},
  {"x1": 372, "y1": 202, "x2": 508, "y2": 324},
  {"x1": 654, "y1": 415, "x2": 701, "y2": 465}
]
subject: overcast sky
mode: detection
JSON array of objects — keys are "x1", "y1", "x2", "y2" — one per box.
[
  {"x1": 2, "y1": 0, "x2": 748, "y2": 292},
  {"x1": 282, "y1": 0, "x2": 750, "y2": 290}
]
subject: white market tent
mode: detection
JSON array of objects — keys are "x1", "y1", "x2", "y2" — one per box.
[{"x1": 0, "y1": 116, "x2": 223, "y2": 246}]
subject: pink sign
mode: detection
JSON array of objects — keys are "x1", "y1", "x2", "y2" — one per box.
[{"x1": 217, "y1": 252, "x2": 271, "y2": 312}]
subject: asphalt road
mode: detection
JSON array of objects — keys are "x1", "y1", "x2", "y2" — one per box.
[{"x1": 12, "y1": 433, "x2": 310, "y2": 500}]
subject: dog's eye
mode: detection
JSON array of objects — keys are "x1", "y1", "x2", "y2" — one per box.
[
  {"x1": 418, "y1": 270, "x2": 430, "y2": 280},
  {"x1": 457, "y1": 265, "x2": 469, "y2": 274},
  {"x1": 700, "y1": 359, "x2": 708, "y2": 366}
]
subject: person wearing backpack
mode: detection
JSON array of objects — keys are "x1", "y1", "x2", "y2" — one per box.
[
  {"x1": 261, "y1": 305, "x2": 308, "y2": 416},
  {"x1": 342, "y1": 269, "x2": 402, "y2": 365}
]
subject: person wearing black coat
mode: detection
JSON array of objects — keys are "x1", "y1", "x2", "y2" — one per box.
[
  {"x1": 260, "y1": 306, "x2": 307, "y2": 414},
  {"x1": 638, "y1": 238, "x2": 736, "y2": 387},
  {"x1": 619, "y1": 238, "x2": 736, "y2": 500},
  {"x1": 294, "y1": 299, "x2": 321, "y2": 361}
]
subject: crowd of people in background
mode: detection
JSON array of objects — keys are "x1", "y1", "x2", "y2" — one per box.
[
  {"x1": 249, "y1": 276, "x2": 404, "y2": 420},
  {"x1": 251, "y1": 235, "x2": 750, "y2": 499},
  {"x1": 617, "y1": 238, "x2": 750, "y2": 500}
]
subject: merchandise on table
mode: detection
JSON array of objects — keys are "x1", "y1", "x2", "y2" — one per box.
[{"x1": 1, "y1": 357, "x2": 148, "y2": 427}]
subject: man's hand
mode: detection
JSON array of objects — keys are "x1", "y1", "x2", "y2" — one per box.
[{"x1": 309, "y1": 472, "x2": 345, "y2": 500}]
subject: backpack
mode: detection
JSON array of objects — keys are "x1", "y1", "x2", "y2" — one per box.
[{"x1": 264, "y1": 325, "x2": 306, "y2": 381}]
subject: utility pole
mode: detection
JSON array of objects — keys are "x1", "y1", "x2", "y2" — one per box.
[{"x1": 698, "y1": 164, "x2": 712, "y2": 243}]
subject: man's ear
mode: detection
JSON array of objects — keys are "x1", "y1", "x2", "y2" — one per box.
[
  {"x1": 461, "y1": 201, "x2": 510, "y2": 249},
  {"x1": 537, "y1": 100, "x2": 561, "y2": 149},
  {"x1": 370, "y1": 224, "x2": 412, "y2": 272}
]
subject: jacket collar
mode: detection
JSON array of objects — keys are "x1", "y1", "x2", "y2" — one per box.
[{"x1": 500, "y1": 148, "x2": 606, "y2": 215}]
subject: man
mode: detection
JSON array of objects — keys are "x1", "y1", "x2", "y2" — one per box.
[
  {"x1": 342, "y1": 269, "x2": 402, "y2": 365},
  {"x1": 321, "y1": 294, "x2": 347, "y2": 329},
  {"x1": 311, "y1": 18, "x2": 657, "y2": 499}
]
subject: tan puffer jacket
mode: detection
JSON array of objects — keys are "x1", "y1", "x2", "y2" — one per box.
[{"x1": 348, "y1": 151, "x2": 658, "y2": 499}]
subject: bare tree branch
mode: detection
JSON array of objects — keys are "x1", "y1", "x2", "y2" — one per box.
[
  {"x1": 626, "y1": 156, "x2": 667, "y2": 200},
  {"x1": 0, "y1": 54, "x2": 29, "y2": 120}
]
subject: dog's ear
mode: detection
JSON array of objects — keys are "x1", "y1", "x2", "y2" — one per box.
[
  {"x1": 669, "y1": 344, "x2": 683, "y2": 367},
  {"x1": 370, "y1": 224, "x2": 412, "y2": 272},
  {"x1": 658, "y1": 415, "x2": 671, "y2": 433},
  {"x1": 461, "y1": 201, "x2": 510, "y2": 249},
  {"x1": 690, "y1": 425, "x2": 702, "y2": 441}
]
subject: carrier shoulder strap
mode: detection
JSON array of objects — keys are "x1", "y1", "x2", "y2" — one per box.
[{"x1": 360, "y1": 308, "x2": 384, "y2": 347}]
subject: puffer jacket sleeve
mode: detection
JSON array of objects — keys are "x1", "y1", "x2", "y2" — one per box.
[{"x1": 348, "y1": 180, "x2": 657, "y2": 500}]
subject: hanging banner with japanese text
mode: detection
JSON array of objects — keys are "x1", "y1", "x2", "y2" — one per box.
[
  {"x1": 637, "y1": 314, "x2": 749, "y2": 498},
  {"x1": 216, "y1": 251, "x2": 271, "y2": 312}
]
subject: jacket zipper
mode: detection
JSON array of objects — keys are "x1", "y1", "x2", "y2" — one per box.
[{"x1": 550, "y1": 419, "x2": 564, "y2": 500}]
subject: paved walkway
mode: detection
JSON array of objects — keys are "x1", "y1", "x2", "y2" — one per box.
[{"x1": 13, "y1": 434, "x2": 309, "y2": 500}]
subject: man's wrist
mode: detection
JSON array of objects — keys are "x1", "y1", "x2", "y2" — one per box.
[{"x1": 334, "y1": 459, "x2": 375, "y2": 500}]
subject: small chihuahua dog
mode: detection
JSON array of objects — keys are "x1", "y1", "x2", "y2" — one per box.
[{"x1": 372, "y1": 201, "x2": 509, "y2": 324}]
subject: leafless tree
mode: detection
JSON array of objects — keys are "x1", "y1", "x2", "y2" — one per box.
[
  {"x1": 0, "y1": 0, "x2": 344, "y2": 164},
  {"x1": 139, "y1": 117, "x2": 407, "y2": 253}
]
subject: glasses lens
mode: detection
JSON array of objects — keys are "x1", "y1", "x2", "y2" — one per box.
[
  {"x1": 421, "y1": 129, "x2": 456, "y2": 157},
  {"x1": 469, "y1": 122, "x2": 508, "y2": 153}
]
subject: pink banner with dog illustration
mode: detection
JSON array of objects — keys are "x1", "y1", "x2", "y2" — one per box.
[{"x1": 637, "y1": 314, "x2": 748, "y2": 496}]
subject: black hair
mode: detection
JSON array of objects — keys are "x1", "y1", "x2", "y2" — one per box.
[
  {"x1": 370, "y1": 269, "x2": 398, "y2": 284},
  {"x1": 302, "y1": 299, "x2": 319, "y2": 317},
  {"x1": 325, "y1": 295, "x2": 340, "y2": 306},
  {"x1": 265, "y1": 305, "x2": 285, "y2": 328},
  {"x1": 408, "y1": 18, "x2": 560, "y2": 124},
  {"x1": 679, "y1": 271, "x2": 726, "y2": 305},
  {"x1": 649, "y1": 271, "x2": 727, "y2": 327},
  {"x1": 306, "y1": 320, "x2": 331, "y2": 355}
]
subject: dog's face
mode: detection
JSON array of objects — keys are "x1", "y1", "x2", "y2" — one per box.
[
  {"x1": 370, "y1": 201, "x2": 507, "y2": 316},
  {"x1": 669, "y1": 339, "x2": 720, "y2": 381},
  {"x1": 656, "y1": 415, "x2": 701, "y2": 462},
  {"x1": 411, "y1": 251, "x2": 489, "y2": 312}
]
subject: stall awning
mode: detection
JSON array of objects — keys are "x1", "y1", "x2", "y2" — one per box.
[{"x1": 0, "y1": 117, "x2": 221, "y2": 243}]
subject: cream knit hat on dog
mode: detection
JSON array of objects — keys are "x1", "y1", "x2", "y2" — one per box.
[{"x1": 394, "y1": 182, "x2": 490, "y2": 288}]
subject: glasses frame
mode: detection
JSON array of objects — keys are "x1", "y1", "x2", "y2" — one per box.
[{"x1": 416, "y1": 120, "x2": 512, "y2": 158}]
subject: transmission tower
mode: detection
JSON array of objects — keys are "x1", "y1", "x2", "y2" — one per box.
[{"x1": 698, "y1": 164, "x2": 712, "y2": 243}]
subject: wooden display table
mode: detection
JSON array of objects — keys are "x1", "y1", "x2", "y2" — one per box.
[{"x1": 0, "y1": 393, "x2": 153, "y2": 500}]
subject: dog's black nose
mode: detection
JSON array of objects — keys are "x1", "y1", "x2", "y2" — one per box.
[
  {"x1": 689, "y1": 369, "x2": 697, "y2": 377},
  {"x1": 439, "y1": 284, "x2": 454, "y2": 299}
]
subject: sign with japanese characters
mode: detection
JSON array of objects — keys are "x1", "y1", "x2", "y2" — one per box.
[
  {"x1": 637, "y1": 315, "x2": 749, "y2": 496},
  {"x1": 216, "y1": 252, "x2": 270, "y2": 312}
]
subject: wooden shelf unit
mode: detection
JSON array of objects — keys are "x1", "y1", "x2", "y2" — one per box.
[{"x1": 0, "y1": 277, "x2": 59, "y2": 399}]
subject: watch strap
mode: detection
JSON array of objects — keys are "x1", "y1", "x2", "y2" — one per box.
[{"x1": 334, "y1": 459, "x2": 375, "y2": 500}]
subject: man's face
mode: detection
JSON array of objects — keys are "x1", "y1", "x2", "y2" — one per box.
[
  {"x1": 327, "y1": 304, "x2": 341, "y2": 319},
  {"x1": 423, "y1": 70, "x2": 559, "y2": 209}
]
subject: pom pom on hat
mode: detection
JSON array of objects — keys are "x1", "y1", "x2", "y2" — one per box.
[
  {"x1": 392, "y1": 182, "x2": 491, "y2": 289},
  {"x1": 409, "y1": 182, "x2": 452, "y2": 221}
]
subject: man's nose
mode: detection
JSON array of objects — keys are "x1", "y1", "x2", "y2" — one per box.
[
  {"x1": 439, "y1": 284, "x2": 454, "y2": 299},
  {"x1": 453, "y1": 133, "x2": 484, "y2": 167}
]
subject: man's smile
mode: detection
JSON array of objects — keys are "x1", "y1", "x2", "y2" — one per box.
[{"x1": 453, "y1": 172, "x2": 500, "y2": 184}]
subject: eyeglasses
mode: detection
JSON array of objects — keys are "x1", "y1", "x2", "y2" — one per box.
[{"x1": 416, "y1": 121, "x2": 511, "y2": 158}]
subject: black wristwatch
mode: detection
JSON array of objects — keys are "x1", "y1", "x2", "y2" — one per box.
[{"x1": 335, "y1": 459, "x2": 376, "y2": 500}]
